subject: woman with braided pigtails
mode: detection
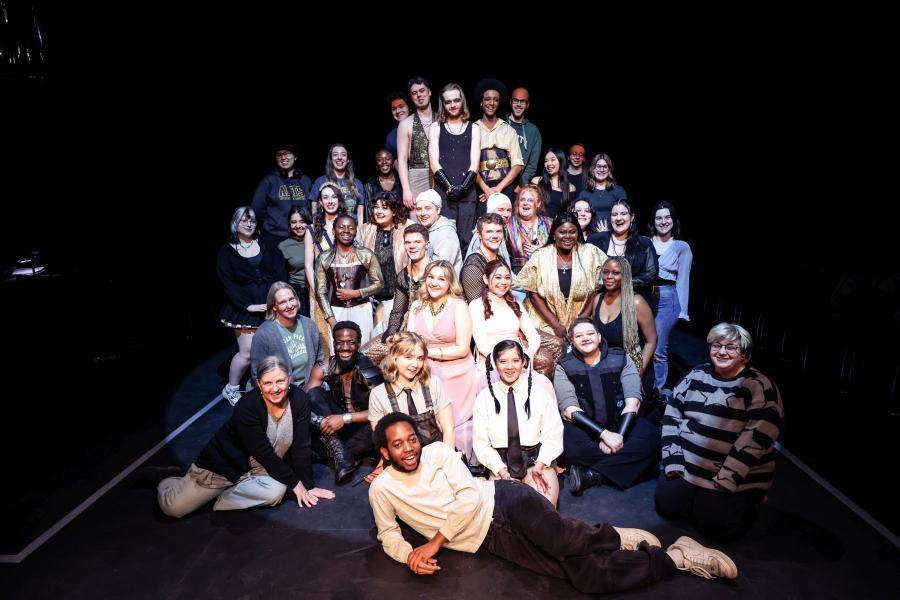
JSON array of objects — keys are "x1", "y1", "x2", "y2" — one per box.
[{"x1": 472, "y1": 340, "x2": 564, "y2": 506}]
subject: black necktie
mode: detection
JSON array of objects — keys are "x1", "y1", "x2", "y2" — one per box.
[
  {"x1": 506, "y1": 387, "x2": 526, "y2": 479},
  {"x1": 403, "y1": 388, "x2": 418, "y2": 416}
]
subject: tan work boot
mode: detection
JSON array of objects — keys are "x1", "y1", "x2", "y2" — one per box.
[
  {"x1": 613, "y1": 527, "x2": 661, "y2": 550},
  {"x1": 667, "y1": 536, "x2": 738, "y2": 579}
]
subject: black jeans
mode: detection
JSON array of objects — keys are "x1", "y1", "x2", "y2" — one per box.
[
  {"x1": 484, "y1": 480, "x2": 676, "y2": 594},
  {"x1": 654, "y1": 474, "x2": 764, "y2": 541},
  {"x1": 562, "y1": 418, "x2": 661, "y2": 489},
  {"x1": 290, "y1": 283, "x2": 311, "y2": 318}
]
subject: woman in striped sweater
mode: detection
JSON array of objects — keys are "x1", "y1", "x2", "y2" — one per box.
[{"x1": 656, "y1": 322, "x2": 784, "y2": 540}]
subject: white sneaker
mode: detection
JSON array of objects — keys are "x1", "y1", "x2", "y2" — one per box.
[
  {"x1": 613, "y1": 527, "x2": 661, "y2": 550},
  {"x1": 668, "y1": 536, "x2": 738, "y2": 579},
  {"x1": 222, "y1": 384, "x2": 242, "y2": 406}
]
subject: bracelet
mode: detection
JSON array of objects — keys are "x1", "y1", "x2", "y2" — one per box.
[{"x1": 342, "y1": 413, "x2": 352, "y2": 424}]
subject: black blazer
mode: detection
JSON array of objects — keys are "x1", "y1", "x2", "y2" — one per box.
[{"x1": 196, "y1": 386, "x2": 313, "y2": 489}]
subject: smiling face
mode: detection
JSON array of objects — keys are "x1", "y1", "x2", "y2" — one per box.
[
  {"x1": 289, "y1": 212, "x2": 307, "y2": 239},
  {"x1": 425, "y1": 266, "x2": 451, "y2": 300},
  {"x1": 381, "y1": 421, "x2": 422, "y2": 473},
  {"x1": 237, "y1": 213, "x2": 257, "y2": 238},
  {"x1": 258, "y1": 368, "x2": 290, "y2": 406},
  {"x1": 409, "y1": 83, "x2": 431, "y2": 110},
  {"x1": 395, "y1": 345, "x2": 426, "y2": 386},
  {"x1": 496, "y1": 347, "x2": 525, "y2": 386},
  {"x1": 601, "y1": 260, "x2": 623, "y2": 292},
  {"x1": 591, "y1": 159, "x2": 610, "y2": 182},
  {"x1": 330, "y1": 146, "x2": 348, "y2": 172},
  {"x1": 481, "y1": 89, "x2": 500, "y2": 118},
  {"x1": 494, "y1": 202, "x2": 512, "y2": 223},
  {"x1": 610, "y1": 204, "x2": 633, "y2": 237},
  {"x1": 554, "y1": 222, "x2": 581, "y2": 252},
  {"x1": 654, "y1": 208, "x2": 673, "y2": 236},
  {"x1": 573, "y1": 200, "x2": 592, "y2": 229},
  {"x1": 485, "y1": 264, "x2": 512, "y2": 296},
  {"x1": 568, "y1": 145, "x2": 585, "y2": 168},
  {"x1": 709, "y1": 337, "x2": 749, "y2": 379},
  {"x1": 479, "y1": 222, "x2": 505, "y2": 252},
  {"x1": 373, "y1": 199, "x2": 395, "y2": 227},
  {"x1": 441, "y1": 88, "x2": 463, "y2": 119},
  {"x1": 273, "y1": 287, "x2": 298, "y2": 324},
  {"x1": 390, "y1": 98, "x2": 409, "y2": 122},
  {"x1": 334, "y1": 215, "x2": 357, "y2": 247},
  {"x1": 403, "y1": 231, "x2": 428, "y2": 262},
  {"x1": 510, "y1": 87, "x2": 529, "y2": 120},
  {"x1": 415, "y1": 201, "x2": 439, "y2": 228},
  {"x1": 320, "y1": 187, "x2": 341, "y2": 215},
  {"x1": 276, "y1": 149, "x2": 296, "y2": 170},
  {"x1": 544, "y1": 151, "x2": 560, "y2": 176},
  {"x1": 333, "y1": 327, "x2": 361, "y2": 363},
  {"x1": 517, "y1": 190, "x2": 537, "y2": 220},
  {"x1": 571, "y1": 322, "x2": 600, "y2": 356},
  {"x1": 375, "y1": 150, "x2": 394, "y2": 175}
]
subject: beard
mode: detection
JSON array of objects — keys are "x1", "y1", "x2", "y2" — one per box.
[
  {"x1": 334, "y1": 352, "x2": 359, "y2": 373},
  {"x1": 388, "y1": 444, "x2": 422, "y2": 473}
]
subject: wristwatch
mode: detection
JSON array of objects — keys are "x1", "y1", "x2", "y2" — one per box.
[{"x1": 342, "y1": 413, "x2": 352, "y2": 425}]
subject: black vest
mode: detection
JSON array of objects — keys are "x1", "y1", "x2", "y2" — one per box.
[
  {"x1": 557, "y1": 342, "x2": 626, "y2": 428},
  {"x1": 324, "y1": 354, "x2": 384, "y2": 412}
]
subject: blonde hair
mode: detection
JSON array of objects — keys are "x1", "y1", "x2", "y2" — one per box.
[
  {"x1": 412, "y1": 260, "x2": 462, "y2": 311},
  {"x1": 380, "y1": 331, "x2": 431, "y2": 386}
]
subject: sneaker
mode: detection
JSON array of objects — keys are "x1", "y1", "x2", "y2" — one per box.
[
  {"x1": 668, "y1": 536, "x2": 738, "y2": 579},
  {"x1": 613, "y1": 527, "x2": 661, "y2": 550},
  {"x1": 222, "y1": 383, "x2": 242, "y2": 406}
]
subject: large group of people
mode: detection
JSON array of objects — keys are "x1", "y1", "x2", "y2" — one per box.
[{"x1": 157, "y1": 74, "x2": 787, "y2": 593}]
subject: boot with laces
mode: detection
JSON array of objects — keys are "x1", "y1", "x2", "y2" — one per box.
[
  {"x1": 667, "y1": 536, "x2": 738, "y2": 579},
  {"x1": 612, "y1": 527, "x2": 661, "y2": 550}
]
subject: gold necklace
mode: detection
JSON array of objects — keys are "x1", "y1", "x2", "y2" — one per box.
[{"x1": 430, "y1": 299, "x2": 448, "y2": 316}]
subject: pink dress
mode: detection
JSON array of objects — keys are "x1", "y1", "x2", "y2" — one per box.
[{"x1": 410, "y1": 297, "x2": 479, "y2": 458}]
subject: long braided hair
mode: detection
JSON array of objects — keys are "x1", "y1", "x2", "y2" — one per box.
[
  {"x1": 600, "y1": 257, "x2": 643, "y2": 370},
  {"x1": 484, "y1": 340, "x2": 533, "y2": 419},
  {"x1": 481, "y1": 259, "x2": 522, "y2": 321}
]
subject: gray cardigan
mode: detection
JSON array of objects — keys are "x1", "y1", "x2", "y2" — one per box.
[{"x1": 249, "y1": 315, "x2": 323, "y2": 385}]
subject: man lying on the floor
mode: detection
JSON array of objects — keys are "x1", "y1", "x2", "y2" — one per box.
[{"x1": 368, "y1": 413, "x2": 737, "y2": 594}]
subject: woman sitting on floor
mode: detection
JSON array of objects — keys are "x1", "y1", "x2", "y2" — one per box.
[
  {"x1": 473, "y1": 340, "x2": 564, "y2": 507},
  {"x1": 156, "y1": 356, "x2": 334, "y2": 518}
]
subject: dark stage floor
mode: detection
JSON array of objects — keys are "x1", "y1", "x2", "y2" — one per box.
[{"x1": 2, "y1": 346, "x2": 899, "y2": 599}]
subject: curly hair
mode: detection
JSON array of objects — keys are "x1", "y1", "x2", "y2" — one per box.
[{"x1": 367, "y1": 191, "x2": 409, "y2": 227}]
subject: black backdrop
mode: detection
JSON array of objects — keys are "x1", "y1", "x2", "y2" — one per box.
[{"x1": 2, "y1": 6, "x2": 897, "y2": 530}]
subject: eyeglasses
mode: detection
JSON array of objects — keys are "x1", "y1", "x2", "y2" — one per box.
[
  {"x1": 710, "y1": 342, "x2": 740, "y2": 355},
  {"x1": 511, "y1": 98, "x2": 529, "y2": 105}
]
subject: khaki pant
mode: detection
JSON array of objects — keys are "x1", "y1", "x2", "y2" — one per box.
[{"x1": 157, "y1": 463, "x2": 287, "y2": 518}]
